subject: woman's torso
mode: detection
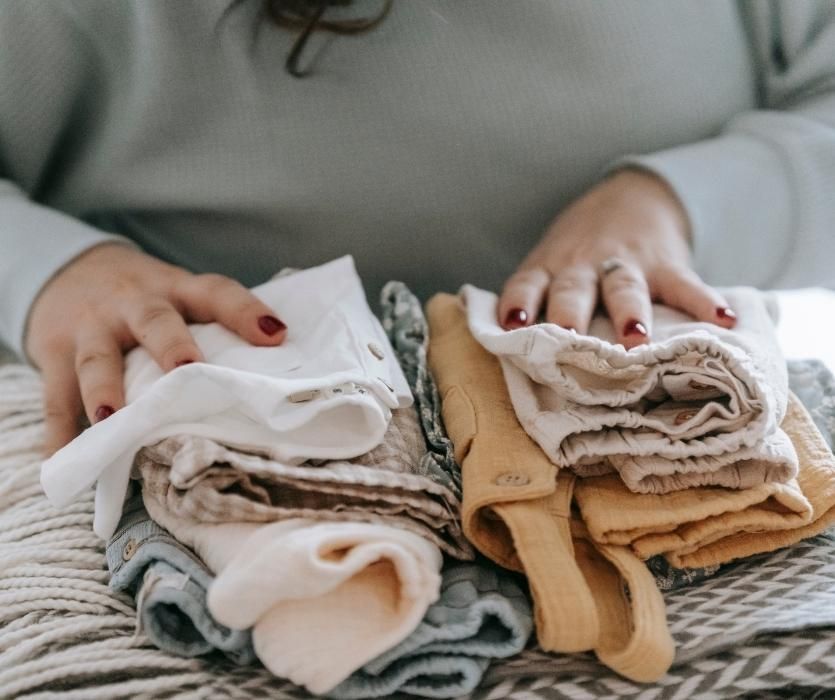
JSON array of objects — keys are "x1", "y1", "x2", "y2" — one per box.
[{"x1": 3, "y1": 0, "x2": 757, "y2": 301}]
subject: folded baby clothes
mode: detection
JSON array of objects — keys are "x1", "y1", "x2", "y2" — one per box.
[
  {"x1": 41, "y1": 256, "x2": 413, "y2": 540},
  {"x1": 134, "y1": 406, "x2": 471, "y2": 559},
  {"x1": 106, "y1": 488, "x2": 254, "y2": 664},
  {"x1": 327, "y1": 562, "x2": 533, "y2": 699},
  {"x1": 576, "y1": 394, "x2": 835, "y2": 569},
  {"x1": 141, "y1": 483, "x2": 442, "y2": 695},
  {"x1": 788, "y1": 358, "x2": 835, "y2": 450},
  {"x1": 426, "y1": 293, "x2": 674, "y2": 683},
  {"x1": 637, "y1": 359, "x2": 835, "y2": 593},
  {"x1": 463, "y1": 285, "x2": 796, "y2": 493}
]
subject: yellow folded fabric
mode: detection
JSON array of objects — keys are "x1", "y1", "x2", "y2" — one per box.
[
  {"x1": 426, "y1": 293, "x2": 673, "y2": 682},
  {"x1": 574, "y1": 394, "x2": 835, "y2": 569}
]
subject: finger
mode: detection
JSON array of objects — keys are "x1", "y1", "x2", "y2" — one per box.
[
  {"x1": 123, "y1": 299, "x2": 204, "y2": 371},
  {"x1": 74, "y1": 327, "x2": 126, "y2": 426},
  {"x1": 175, "y1": 274, "x2": 288, "y2": 345},
  {"x1": 600, "y1": 262, "x2": 653, "y2": 349},
  {"x1": 40, "y1": 355, "x2": 84, "y2": 456},
  {"x1": 544, "y1": 264, "x2": 598, "y2": 333},
  {"x1": 651, "y1": 265, "x2": 737, "y2": 328},
  {"x1": 497, "y1": 267, "x2": 550, "y2": 329}
]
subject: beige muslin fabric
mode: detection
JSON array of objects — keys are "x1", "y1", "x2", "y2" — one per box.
[
  {"x1": 426, "y1": 293, "x2": 674, "y2": 683},
  {"x1": 574, "y1": 394, "x2": 835, "y2": 569},
  {"x1": 463, "y1": 285, "x2": 796, "y2": 493},
  {"x1": 133, "y1": 406, "x2": 471, "y2": 558}
]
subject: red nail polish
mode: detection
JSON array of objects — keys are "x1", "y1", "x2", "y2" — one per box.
[
  {"x1": 623, "y1": 319, "x2": 648, "y2": 337},
  {"x1": 175, "y1": 359, "x2": 195, "y2": 368},
  {"x1": 258, "y1": 315, "x2": 287, "y2": 336},
  {"x1": 95, "y1": 405, "x2": 114, "y2": 422},
  {"x1": 716, "y1": 307, "x2": 737, "y2": 322},
  {"x1": 503, "y1": 308, "x2": 528, "y2": 329}
]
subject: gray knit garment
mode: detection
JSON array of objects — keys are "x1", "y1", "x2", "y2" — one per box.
[{"x1": 2, "y1": 1, "x2": 835, "y2": 355}]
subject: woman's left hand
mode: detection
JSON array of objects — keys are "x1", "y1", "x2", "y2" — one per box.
[{"x1": 498, "y1": 169, "x2": 737, "y2": 348}]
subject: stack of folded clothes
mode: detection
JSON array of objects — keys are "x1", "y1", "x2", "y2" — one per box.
[
  {"x1": 427, "y1": 288, "x2": 835, "y2": 683},
  {"x1": 38, "y1": 257, "x2": 835, "y2": 696},
  {"x1": 40, "y1": 258, "x2": 533, "y2": 697}
]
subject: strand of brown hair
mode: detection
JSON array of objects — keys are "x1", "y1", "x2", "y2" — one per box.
[{"x1": 269, "y1": 0, "x2": 393, "y2": 76}]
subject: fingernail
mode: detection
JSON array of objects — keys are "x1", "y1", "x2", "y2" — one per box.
[
  {"x1": 95, "y1": 405, "x2": 114, "y2": 422},
  {"x1": 258, "y1": 315, "x2": 287, "y2": 336},
  {"x1": 716, "y1": 306, "x2": 737, "y2": 322},
  {"x1": 623, "y1": 319, "x2": 648, "y2": 337},
  {"x1": 503, "y1": 308, "x2": 528, "y2": 329},
  {"x1": 175, "y1": 359, "x2": 195, "y2": 368}
]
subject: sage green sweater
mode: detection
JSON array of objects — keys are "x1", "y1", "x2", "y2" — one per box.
[{"x1": 1, "y1": 0, "x2": 834, "y2": 355}]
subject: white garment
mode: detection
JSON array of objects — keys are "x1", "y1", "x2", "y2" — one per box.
[
  {"x1": 463, "y1": 285, "x2": 797, "y2": 493},
  {"x1": 141, "y1": 486, "x2": 442, "y2": 694},
  {"x1": 41, "y1": 256, "x2": 412, "y2": 539}
]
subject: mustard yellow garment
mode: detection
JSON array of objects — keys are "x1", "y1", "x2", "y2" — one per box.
[
  {"x1": 426, "y1": 294, "x2": 673, "y2": 683},
  {"x1": 574, "y1": 395, "x2": 835, "y2": 569}
]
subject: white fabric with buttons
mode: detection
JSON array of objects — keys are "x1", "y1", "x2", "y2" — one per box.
[
  {"x1": 463, "y1": 284, "x2": 797, "y2": 495},
  {"x1": 41, "y1": 256, "x2": 412, "y2": 539}
]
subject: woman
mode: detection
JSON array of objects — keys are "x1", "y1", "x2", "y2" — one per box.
[{"x1": 1, "y1": 0, "x2": 833, "y2": 453}]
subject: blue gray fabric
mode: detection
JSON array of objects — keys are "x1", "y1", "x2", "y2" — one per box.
[
  {"x1": 106, "y1": 488, "x2": 255, "y2": 664},
  {"x1": 787, "y1": 358, "x2": 835, "y2": 450},
  {"x1": 328, "y1": 562, "x2": 533, "y2": 699}
]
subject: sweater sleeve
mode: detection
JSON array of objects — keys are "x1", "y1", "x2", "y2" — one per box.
[
  {"x1": 616, "y1": 0, "x2": 835, "y2": 290},
  {"x1": 0, "y1": 2, "x2": 134, "y2": 358}
]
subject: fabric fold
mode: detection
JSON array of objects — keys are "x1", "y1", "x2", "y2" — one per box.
[
  {"x1": 142, "y1": 482, "x2": 442, "y2": 695},
  {"x1": 41, "y1": 256, "x2": 412, "y2": 540},
  {"x1": 134, "y1": 404, "x2": 470, "y2": 558},
  {"x1": 574, "y1": 394, "x2": 835, "y2": 569},
  {"x1": 462, "y1": 284, "x2": 795, "y2": 493},
  {"x1": 106, "y1": 490, "x2": 255, "y2": 664},
  {"x1": 327, "y1": 562, "x2": 532, "y2": 699}
]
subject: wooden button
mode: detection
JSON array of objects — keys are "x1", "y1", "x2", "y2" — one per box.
[{"x1": 494, "y1": 473, "x2": 531, "y2": 487}]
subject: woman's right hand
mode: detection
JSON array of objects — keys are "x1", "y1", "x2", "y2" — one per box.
[{"x1": 25, "y1": 243, "x2": 289, "y2": 455}]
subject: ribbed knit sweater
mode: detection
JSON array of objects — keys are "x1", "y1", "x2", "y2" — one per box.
[{"x1": 1, "y1": 0, "x2": 834, "y2": 354}]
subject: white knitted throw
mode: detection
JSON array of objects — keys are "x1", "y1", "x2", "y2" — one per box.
[{"x1": 0, "y1": 362, "x2": 313, "y2": 699}]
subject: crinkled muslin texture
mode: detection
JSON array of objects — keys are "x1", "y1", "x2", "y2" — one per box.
[
  {"x1": 463, "y1": 285, "x2": 796, "y2": 493},
  {"x1": 665, "y1": 396, "x2": 835, "y2": 569},
  {"x1": 135, "y1": 405, "x2": 471, "y2": 559},
  {"x1": 141, "y1": 486, "x2": 442, "y2": 695},
  {"x1": 327, "y1": 562, "x2": 532, "y2": 699},
  {"x1": 40, "y1": 256, "x2": 412, "y2": 539},
  {"x1": 574, "y1": 394, "x2": 834, "y2": 568},
  {"x1": 106, "y1": 489, "x2": 255, "y2": 664}
]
